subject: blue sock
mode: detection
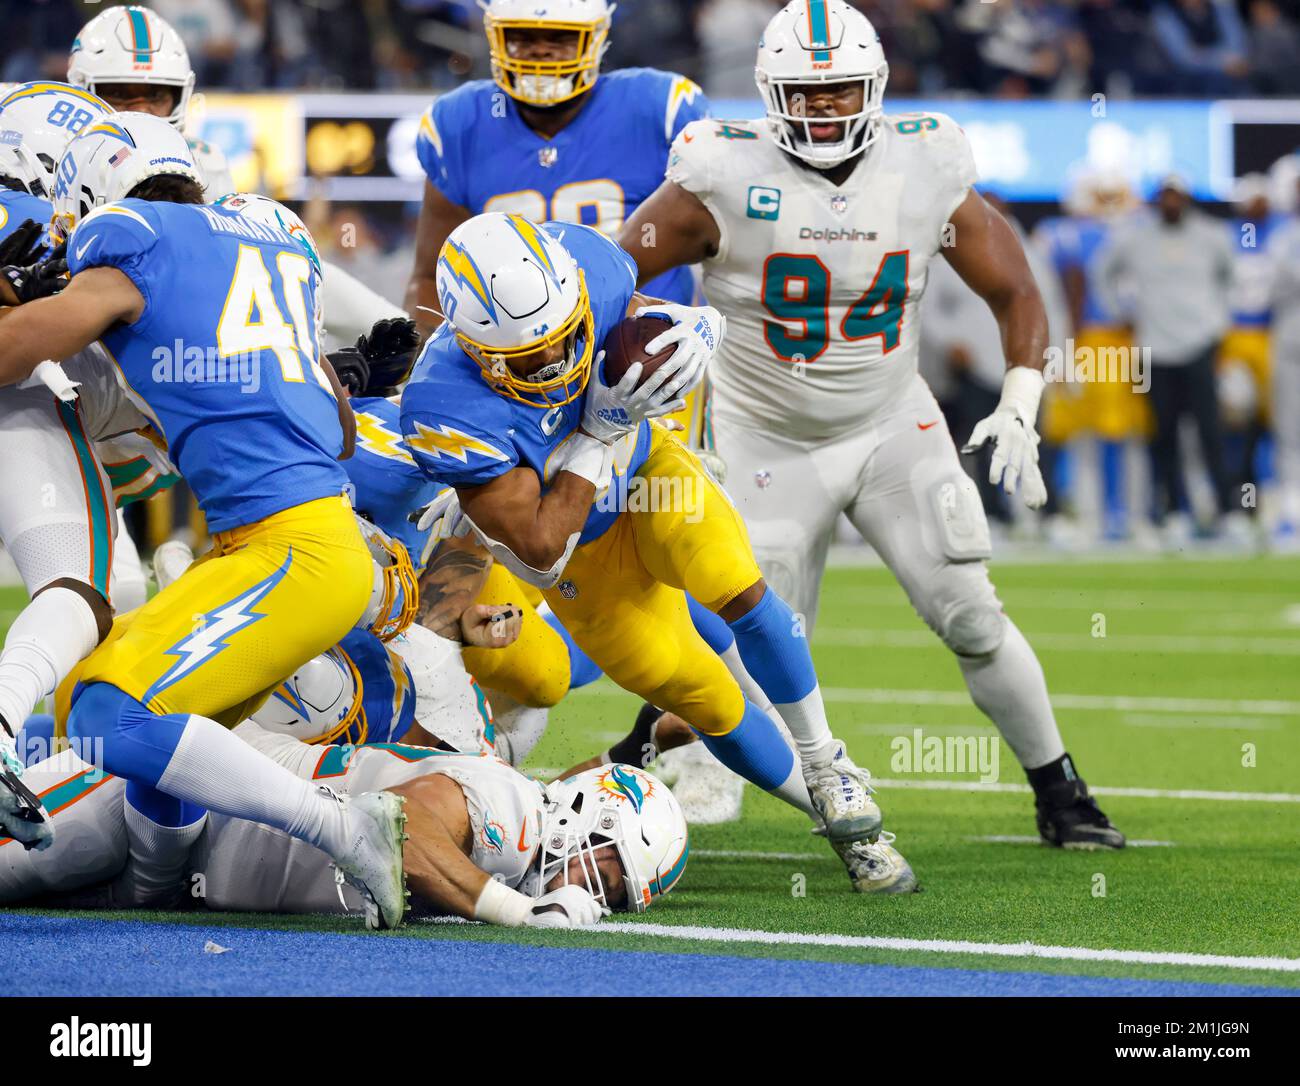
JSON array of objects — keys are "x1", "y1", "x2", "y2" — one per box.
[
  {"x1": 687, "y1": 594, "x2": 735, "y2": 654},
  {"x1": 15, "y1": 713, "x2": 55, "y2": 767},
  {"x1": 726, "y1": 588, "x2": 816, "y2": 704},
  {"x1": 697, "y1": 700, "x2": 794, "y2": 791},
  {"x1": 125, "y1": 780, "x2": 206, "y2": 829},
  {"x1": 541, "y1": 610, "x2": 603, "y2": 689},
  {"x1": 1100, "y1": 441, "x2": 1127, "y2": 536},
  {"x1": 67, "y1": 681, "x2": 190, "y2": 787}
]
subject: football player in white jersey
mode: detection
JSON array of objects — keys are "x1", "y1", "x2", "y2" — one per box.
[
  {"x1": 622, "y1": 0, "x2": 1123, "y2": 849},
  {"x1": 65, "y1": 4, "x2": 405, "y2": 345},
  {"x1": 0, "y1": 721, "x2": 688, "y2": 928}
]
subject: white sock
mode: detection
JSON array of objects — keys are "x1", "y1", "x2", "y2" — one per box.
[
  {"x1": 489, "y1": 692, "x2": 549, "y2": 767},
  {"x1": 774, "y1": 687, "x2": 836, "y2": 768},
  {"x1": 771, "y1": 754, "x2": 818, "y2": 820},
  {"x1": 0, "y1": 587, "x2": 99, "y2": 732},
  {"x1": 108, "y1": 512, "x2": 149, "y2": 613},
  {"x1": 113, "y1": 799, "x2": 207, "y2": 908},
  {"x1": 958, "y1": 619, "x2": 1066, "y2": 770},
  {"x1": 156, "y1": 714, "x2": 348, "y2": 856}
]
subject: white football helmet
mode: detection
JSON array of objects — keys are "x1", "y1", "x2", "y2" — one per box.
[
  {"x1": 251, "y1": 648, "x2": 367, "y2": 745},
  {"x1": 481, "y1": 0, "x2": 613, "y2": 107},
  {"x1": 67, "y1": 5, "x2": 195, "y2": 131},
  {"x1": 51, "y1": 110, "x2": 202, "y2": 240},
  {"x1": 0, "y1": 82, "x2": 112, "y2": 199},
  {"x1": 755, "y1": 0, "x2": 889, "y2": 169},
  {"x1": 522, "y1": 764, "x2": 689, "y2": 913},
  {"x1": 437, "y1": 212, "x2": 594, "y2": 408}
]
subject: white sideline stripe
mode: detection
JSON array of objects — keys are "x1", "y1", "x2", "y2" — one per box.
[
  {"x1": 1119, "y1": 713, "x2": 1282, "y2": 731},
  {"x1": 872, "y1": 777, "x2": 1300, "y2": 803},
  {"x1": 827, "y1": 586, "x2": 1284, "y2": 614},
  {"x1": 694, "y1": 849, "x2": 829, "y2": 861},
  {"x1": 814, "y1": 627, "x2": 1300, "y2": 656},
  {"x1": 596, "y1": 922, "x2": 1300, "y2": 973},
  {"x1": 820, "y1": 686, "x2": 1300, "y2": 716},
  {"x1": 967, "y1": 834, "x2": 1176, "y2": 848}
]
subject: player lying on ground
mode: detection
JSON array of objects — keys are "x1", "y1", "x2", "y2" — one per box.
[
  {"x1": 620, "y1": 0, "x2": 1123, "y2": 849},
  {"x1": 1, "y1": 714, "x2": 687, "y2": 928},
  {"x1": 401, "y1": 212, "x2": 915, "y2": 893},
  {"x1": 0, "y1": 113, "x2": 411, "y2": 929}
]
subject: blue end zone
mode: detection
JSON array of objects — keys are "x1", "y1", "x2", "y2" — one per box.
[{"x1": 6, "y1": 916, "x2": 1291, "y2": 997}]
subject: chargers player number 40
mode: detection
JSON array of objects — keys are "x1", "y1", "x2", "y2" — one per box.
[
  {"x1": 217, "y1": 243, "x2": 330, "y2": 388},
  {"x1": 761, "y1": 250, "x2": 910, "y2": 364}
]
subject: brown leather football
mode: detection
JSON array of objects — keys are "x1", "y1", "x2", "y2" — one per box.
[{"x1": 600, "y1": 314, "x2": 675, "y2": 388}]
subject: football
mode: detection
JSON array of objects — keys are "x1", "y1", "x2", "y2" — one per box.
[{"x1": 600, "y1": 313, "x2": 676, "y2": 388}]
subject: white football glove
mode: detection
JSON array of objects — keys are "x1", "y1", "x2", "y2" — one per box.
[
  {"x1": 524, "y1": 884, "x2": 609, "y2": 928},
  {"x1": 961, "y1": 367, "x2": 1048, "y2": 510},
  {"x1": 0, "y1": 741, "x2": 53, "y2": 852},
  {"x1": 414, "y1": 487, "x2": 469, "y2": 539},
  {"x1": 581, "y1": 349, "x2": 682, "y2": 444},
  {"x1": 635, "y1": 302, "x2": 724, "y2": 403}
]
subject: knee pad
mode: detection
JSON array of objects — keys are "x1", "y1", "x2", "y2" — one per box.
[{"x1": 939, "y1": 598, "x2": 1006, "y2": 657}]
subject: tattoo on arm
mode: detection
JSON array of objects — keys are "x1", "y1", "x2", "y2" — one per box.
[{"x1": 416, "y1": 538, "x2": 492, "y2": 640}]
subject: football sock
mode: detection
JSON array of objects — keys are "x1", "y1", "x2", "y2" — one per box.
[
  {"x1": 697, "y1": 699, "x2": 816, "y2": 818},
  {"x1": 1100, "y1": 440, "x2": 1126, "y2": 535},
  {"x1": 726, "y1": 588, "x2": 834, "y2": 765},
  {"x1": 108, "y1": 511, "x2": 149, "y2": 613},
  {"x1": 115, "y1": 782, "x2": 207, "y2": 908},
  {"x1": 0, "y1": 587, "x2": 100, "y2": 736},
  {"x1": 1025, "y1": 751, "x2": 1080, "y2": 797},
  {"x1": 607, "y1": 701, "x2": 662, "y2": 767},
  {"x1": 957, "y1": 618, "x2": 1066, "y2": 771},
  {"x1": 489, "y1": 691, "x2": 549, "y2": 766},
  {"x1": 687, "y1": 593, "x2": 735, "y2": 654},
  {"x1": 541, "y1": 609, "x2": 603, "y2": 689},
  {"x1": 68, "y1": 682, "x2": 349, "y2": 856}
]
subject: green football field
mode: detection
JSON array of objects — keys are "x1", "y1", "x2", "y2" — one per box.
[{"x1": 4, "y1": 554, "x2": 1299, "y2": 994}]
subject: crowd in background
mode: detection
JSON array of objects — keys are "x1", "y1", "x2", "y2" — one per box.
[{"x1": 9, "y1": 0, "x2": 1300, "y2": 99}]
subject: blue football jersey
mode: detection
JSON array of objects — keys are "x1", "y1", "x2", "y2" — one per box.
[
  {"x1": 337, "y1": 627, "x2": 415, "y2": 745},
  {"x1": 1034, "y1": 215, "x2": 1122, "y2": 326},
  {"x1": 1228, "y1": 213, "x2": 1286, "y2": 327},
  {"x1": 0, "y1": 188, "x2": 53, "y2": 246},
  {"x1": 66, "y1": 199, "x2": 349, "y2": 533},
  {"x1": 344, "y1": 395, "x2": 442, "y2": 572},
  {"x1": 416, "y1": 68, "x2": 707, "y2": 305},
  {"x1": 399, "y1": 222, "x2": 648, "y2": 545}
]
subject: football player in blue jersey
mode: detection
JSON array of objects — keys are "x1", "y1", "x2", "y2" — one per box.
[
  {"x1": 401, "y1": 212, "x2": 918, "y2": 894},
  {"x1": 404, "y1": 0, "x2": 708, "y2": 338},
  {"x1": 0, "y1": 112, "x2": 410, "y2": 928}
]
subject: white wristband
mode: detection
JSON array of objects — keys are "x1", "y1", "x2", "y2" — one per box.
[
  {"x1": 473, "y1": 876, "x2": 534, "y2": 927},
  {"x1": 559, "y1": 432, "x2": 615, "y2": 490},
  {"x1": 999, "y1": 366, "x2": 1045, "y2": 426}
]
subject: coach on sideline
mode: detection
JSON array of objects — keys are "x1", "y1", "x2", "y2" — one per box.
[{"x1": 1094, "y1": 174, "x2": 1242, "y2": 544}]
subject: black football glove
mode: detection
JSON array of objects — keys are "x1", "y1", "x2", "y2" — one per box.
[
  {"x1": 355, "y1": 317, "x2": 420, "y2": 396},
  {"x1": 328, "y1": 344, "x2": 370, "y2": 398},
  {"x1": 0, "y1": 219, "x2": 47, "y2": 268},
  {"x1": 2, "y1": 241, "x2": 68, "y2": 305}
]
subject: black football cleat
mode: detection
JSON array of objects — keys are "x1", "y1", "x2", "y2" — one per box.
[{"x1": 1035, "y1": 777, "x2": 1126, "y2": 850}]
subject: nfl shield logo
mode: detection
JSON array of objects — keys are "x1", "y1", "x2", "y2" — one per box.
[
  {"x1": 538, "y1": 146, "x2": 558, "y2": 168},
  {"x1": 830, "y1": 194, "x2": 848, "y2": 215},
  {"x1": 559, "y1": 580, "x2": 578, "y2": 600}
]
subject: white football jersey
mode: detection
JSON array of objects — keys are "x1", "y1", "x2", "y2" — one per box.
[
  {"x1": 199, "y1": 726, "x2": 549, "y2": 913},
  {"x1": 668, "y1": 113, "x2": 976, "y2": 441}
]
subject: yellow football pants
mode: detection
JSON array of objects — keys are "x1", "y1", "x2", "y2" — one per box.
[
  {"x1": 63, "y1": 494, "x2": 372, "y2": 730},
  {"x1": 541, "y1": 423, "x2": 761, "y2": 737},
  {"x1": 1218, "y1": 327, "x2": 1271, "y2": 425},
  {"x1": 463, "y1": 563, "x2": 571, "y2": 709}
]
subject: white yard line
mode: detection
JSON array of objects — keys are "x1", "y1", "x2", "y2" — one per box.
[
  {"x1": 693, "y1": 849, "x2": 831, "y2": 861},
  {"x1": 871, "y1": 777, "x2": 1300, "y2": 803},
  {"x1": 817, "y1": 686, "x2": 1300, "y2": 716},
  {"x1": 814, "y1": 627, "x2": 1300, "y2": 656},
  {"x1": 592, "y1": 921, "x2": 1300, "y2": 974},
  {"x1": 966, "y1": 834, "x2": 1176, "y2": 848}
]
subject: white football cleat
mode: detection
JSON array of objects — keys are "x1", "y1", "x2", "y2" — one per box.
[
  {"x1": 656, "y1": 741, "x2": 744, "y2": 825},
  {"x1": 834, "y1": 831, "x2": 918, "y2": 895},
  {"x1": 329, "y1": 788, "x2": 409, "y2": 930},
  {"x1": 803, "y1": 741, "x2": 881, "y2": 844}
]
